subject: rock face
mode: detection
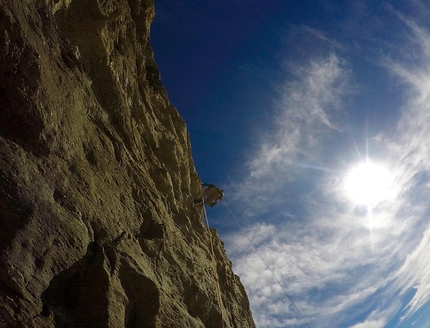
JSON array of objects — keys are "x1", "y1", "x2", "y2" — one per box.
[{"x1": 0, "y1": 1, "x2": 256, "y2": 327}]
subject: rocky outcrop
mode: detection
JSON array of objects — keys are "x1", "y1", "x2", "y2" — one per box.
[{"x1": 0, "y1": 0, "x2": 256, "y2": 327}]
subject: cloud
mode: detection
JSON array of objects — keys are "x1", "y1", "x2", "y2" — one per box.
[
  {"x1": 248, "y1": 53, "x2": 352, "y2": 179},
  {"x1": 223, "y1": 30, "x2": 365, "y2": 327},
  {"x1": 226, "y1": 211, "x2": 404, "y2": 327},
  {"x1": 396, "y1": 227, "x2": 430, "y2": 318},
  {"x1": 302, "y1": 26, "x2": 343, "y2": 50},
  {"x1": 223, "y1": 4, "x2": 430, "y2": 328},
  {"x1": 381, "y1": 6, "x2": 430, "y2": 321},
  {"x1": 348, "y1": 319, "x2": 387, "y2": 328},
  {"x1": 228, "y1": 50, "x2": 355, "y2": 220}
]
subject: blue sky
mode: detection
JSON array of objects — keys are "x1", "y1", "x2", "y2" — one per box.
[{"x1": 151, "y1": 1, "x2": 430, "y2": 327}]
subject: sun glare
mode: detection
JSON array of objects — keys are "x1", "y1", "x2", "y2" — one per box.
[{"x1": 345, "y1": 161, "x2": 392, "y2": 207}]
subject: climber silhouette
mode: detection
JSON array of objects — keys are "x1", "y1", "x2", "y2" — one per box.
[{"x1": 195, "y1": 183, "x2": 224, "y2": 208}]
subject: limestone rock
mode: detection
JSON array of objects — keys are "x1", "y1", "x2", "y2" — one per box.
[{"x1": 0, "y1": 0, "x2": 256, "y2": 327}]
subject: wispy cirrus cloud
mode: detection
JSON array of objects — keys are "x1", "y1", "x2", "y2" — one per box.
[
  {"x1": 224, "y1": 3, "x2": 430, "y2": 328},
  {"x1": 248, "y1": 52, "x2": 352, "y2": 179},
  {"x1": 380, "y1": 9, "x2": 430, "y2": 325},
  {"x1": 229, "y1": 48, "x2": 354, "y2": 221}
]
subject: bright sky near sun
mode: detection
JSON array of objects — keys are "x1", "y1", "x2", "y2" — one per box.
[{"x1": 151, "y1": 1, "x2": 430, "y2": 327}]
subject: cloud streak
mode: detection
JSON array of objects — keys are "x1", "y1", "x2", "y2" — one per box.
[
  {"x1": 224, "y1": 4, "x2": 430, "y2": 328},
  {"x1": 248, "y1": 53, "x2": 351, "y2": 178},
  {"x1": 229, "y1": 48, "x2": 355, "y2": 221}
]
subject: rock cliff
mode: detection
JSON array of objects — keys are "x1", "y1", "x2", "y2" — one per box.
[{"x1": 0, "y1": 0, "x2": 256, "y2": 327}]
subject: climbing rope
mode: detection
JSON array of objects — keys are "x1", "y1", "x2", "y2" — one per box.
[
  {"x1": 203, "y1": 204, "x2": 225, "y2": 328},
  {"x1": 223, "y1": 200, "x2": 312, "y2": 328}
]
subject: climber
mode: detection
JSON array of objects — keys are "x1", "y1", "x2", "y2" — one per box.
[{"x1": 195, "y1": 183, "x2": 224, "y2": 208}]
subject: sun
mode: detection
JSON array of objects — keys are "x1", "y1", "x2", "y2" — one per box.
[{"x1": 345, "y1": 160, "x2": 392, "y2": 207}]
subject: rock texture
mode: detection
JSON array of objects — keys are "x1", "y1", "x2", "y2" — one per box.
[{"x1": 0, "y1": 0, "x2": 256, "y2": 327}]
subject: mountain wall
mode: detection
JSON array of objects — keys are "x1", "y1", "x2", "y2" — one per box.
[{"x1": 0, "y1": 0, "x2": 256, "y2": 327}]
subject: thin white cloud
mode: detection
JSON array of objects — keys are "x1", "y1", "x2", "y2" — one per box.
[
  {"x1": 397, "y1": 226, "x2": 430, "y2": 318},
  {"x1": 303, "y1": 26, "x2": 343, "y2": 50},
  {"x1": 226, "y1": 211, "x2": 402, "y2": 327},
  {"x1": 381, "y1": 6, "x2": 430, "y2": 322},
  {"x1": 228, "y1": 52, "x2": 355, "y2": 222},
  {"x1": 248, "y1": 53, "x2": 352, "y2": 179},
  {"x1": 348, "y1": 319, "x2": 386, "y2": 328},
  {"x1": 224, "y1": 4, "x2": 430, "y2": 328}
]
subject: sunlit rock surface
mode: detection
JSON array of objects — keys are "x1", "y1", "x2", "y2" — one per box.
[{"x1": 0, "y1": 1, "x2": 255, "y2": 327}]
